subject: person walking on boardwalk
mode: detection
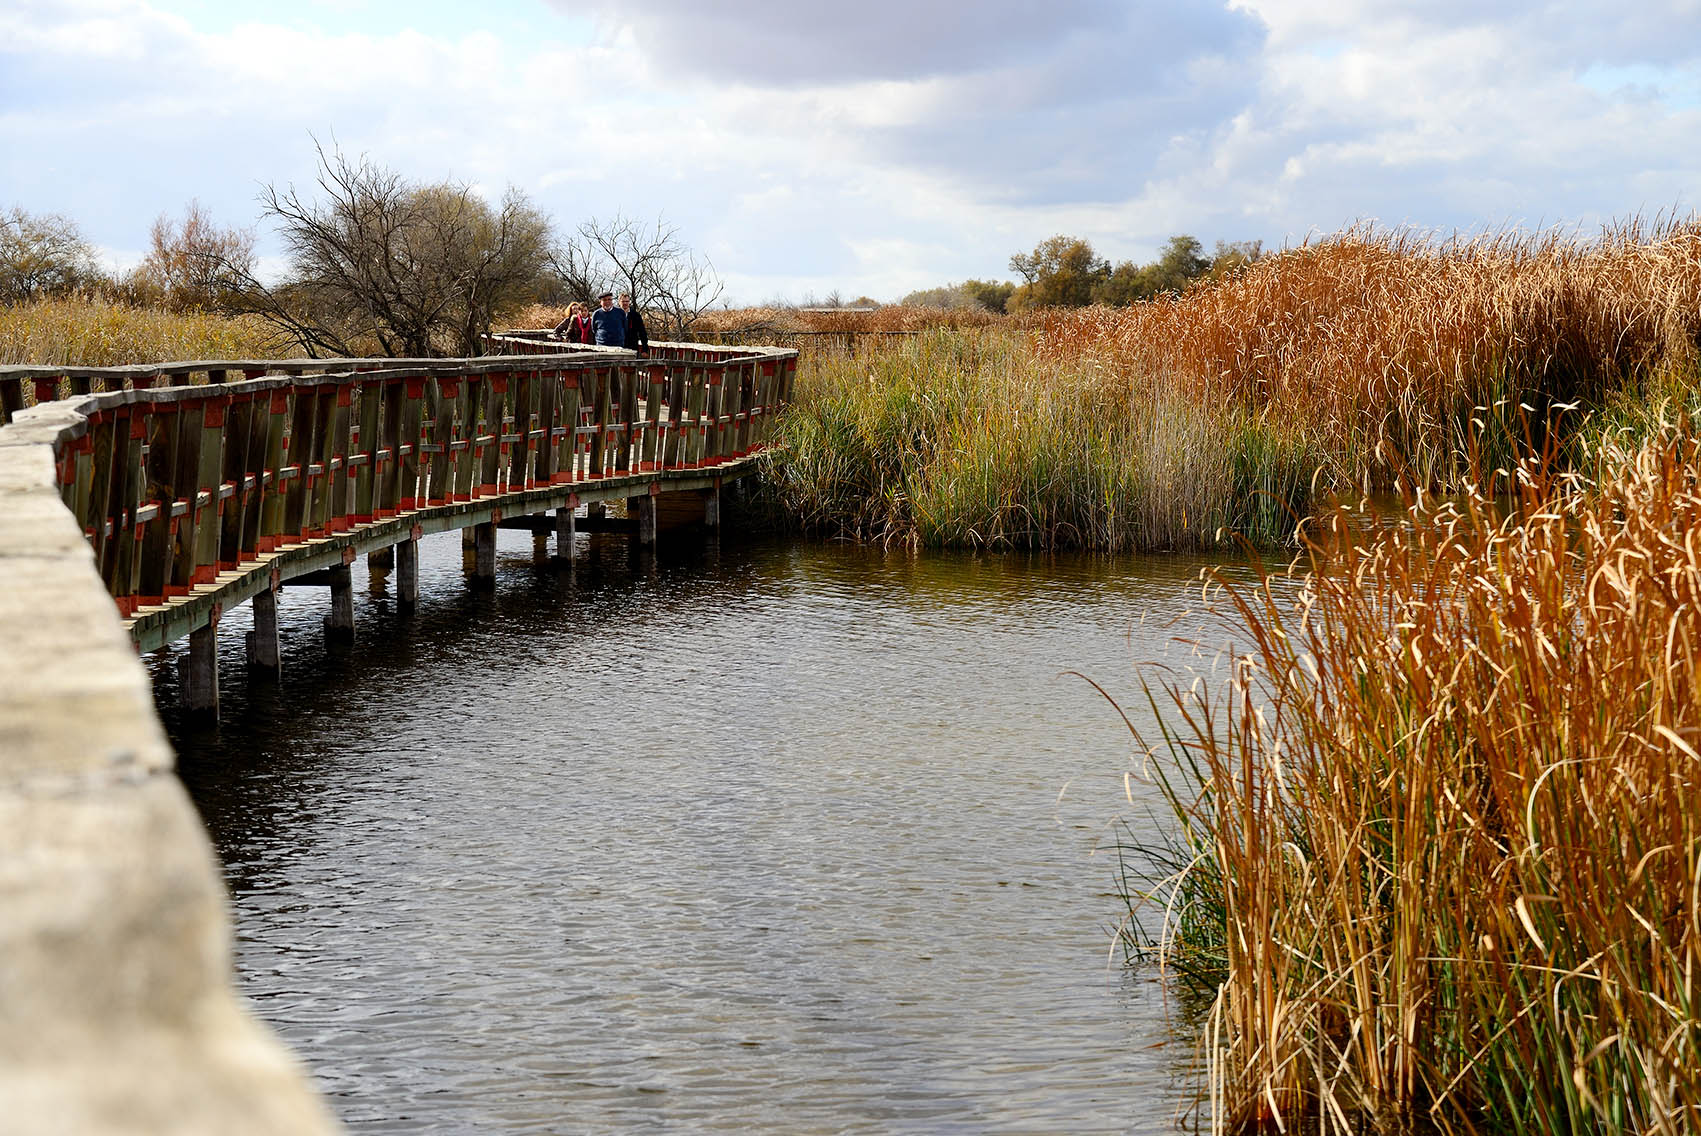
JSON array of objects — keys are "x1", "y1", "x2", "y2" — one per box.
[
  {"x1": 619, "y1": 292, "x2": 650, "y2": 357},
  {"x1": 591, "y1": 292, "x2": 626, "y2": 348},
  {"x1": 552, "y1": 301, "x2": 590, "y2": 342}
]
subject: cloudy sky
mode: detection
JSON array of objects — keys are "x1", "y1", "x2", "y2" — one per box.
[{"x1": 3, "y1": 0, "x2": 1699, "y2": 303}]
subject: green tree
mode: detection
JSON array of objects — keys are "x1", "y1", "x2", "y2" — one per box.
[
  {"x1": 1007, "y1": 236, "x2": 1108, "y2": 310},
  {"x1": 961, "y1": 278, "x2": 1014, "y2": 314},
  {"x1": 899, "y1": 278, "x2": 1014, "y2": 313},
  {"x1": 1144, "y1": 235, "x2": 1211, "y2": 295},
  {"x1": 1208, "y1": 239, "x2": 1264, "y2": 280},
  {"x1": 1091, "y1": 261, "x2": 1144, "y2": 306}
]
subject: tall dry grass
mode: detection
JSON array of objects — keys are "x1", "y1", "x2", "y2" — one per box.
[
  {"x1": 1044, "y1": 221, "x2": 1701, "y2": 494},
  {"x1": 753, "y1": 326, "x2": 1317, "y2": 551},
  {"x1": 753, "y1": 222, "x2": 1701, "y2": 552},
  {"x1": 1122, "y1": 421, "x2": 1701, "y2": 1133},
  {"x1": 0, "y1": 295, "x2": 282, "y2": 366}
]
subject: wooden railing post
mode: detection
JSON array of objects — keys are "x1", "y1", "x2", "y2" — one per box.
[
  {"x1": 478, "y1": 370, "x2": 505, "y2": 497},
  {"x1": 427, "y1": 377, "x2": 456, "y2": 505},
  {"x1": 534, "y1": 367, "x2": 558, "y2": 486},
  {"x1": 452, "y1": 376, "x2": 478, "y2": 502},
  {"x1": 704, "y1": 366, "x2": 726, "y2": 466},
  {"x1": 399, "y1": 377, "x2": 426, "y2": 510},
  {"x1": 557, "y1": 368, "x2": 582, "y2": 483},
  {"x1": 588, "y1": 367, "x2": 611, "y2": 479},
  {"x1": 136, "y1": 405, "x2": 180, "y2": 606},
  {"x1": 640, "y1": 364, "x2": 665, "y2": 472},
  {"x1": 257, "y1": 388, "x2": 290, "y2": 552},
  {"x1": 352, "y1": 379, "x2": 382, "y2": 522},
  {"x1": 378, "y1": 377, "x2": 404, "y2": 517},
  {"x1": 307, "y1": 383, "x2": 338, "y2": 537},
  {"x1": 188, "y1": 396, "x2": 227, "y2": 586},
  {"x1": 508, "y1": 368, "x2": 534, "y2": 491},
  {"x1": 0, "y1": 377, "x2": 23, "y2": 425},
  {"x1": 325, "y1": 383, "x2": 354, "y2": 532}
]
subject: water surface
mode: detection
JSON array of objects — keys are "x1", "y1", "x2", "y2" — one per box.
[{"x1": 163, "y1": 531, "x2": 1244, "y2": 1133}]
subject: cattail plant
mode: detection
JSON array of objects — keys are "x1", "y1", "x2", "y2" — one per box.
[{"x1": 1122, "y1": 417, "x2": 1701, "y2": 1133}]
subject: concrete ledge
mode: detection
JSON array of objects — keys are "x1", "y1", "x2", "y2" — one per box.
[{"x1": 0, "y1": 424, "x2": 339, "y2": 1132}]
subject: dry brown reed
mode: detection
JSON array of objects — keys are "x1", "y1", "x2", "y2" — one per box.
[
  {"x1": 1042, "y1": 221, "x2": 1701, "y2": 493},
  {"x1": 1125, "y1": 419, "x2": 1701, "y2": 1133},
  {"x1": 0, "y1": 295, "x2": 282, "y2": 366}
]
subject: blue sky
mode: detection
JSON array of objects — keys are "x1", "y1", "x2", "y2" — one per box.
[{"x1": 3, "y1": 0, "x2": 1699, "y2": 303}]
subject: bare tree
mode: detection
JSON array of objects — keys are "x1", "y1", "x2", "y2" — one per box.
[
  {"x1": 0, "y1": 207, "x2": 102, "y2": 303},
  {"x1": 128, "y1": 200, "x2": 255, "y2": 311},
  {"x1": 550, "y1": 214, "x2": 724, "y2": 341},
  {"x1": 228, "y1": 143, "x2": 552, "y2": 357}
]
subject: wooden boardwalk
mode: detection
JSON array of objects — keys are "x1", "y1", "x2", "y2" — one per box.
[{"x1": 0, "y1": 335, "x2": 796, "y2": 713}]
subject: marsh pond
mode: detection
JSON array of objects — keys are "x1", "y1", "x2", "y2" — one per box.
[{"x1": 160, "y1": 532, "x2": 1239, "y2": 1133}]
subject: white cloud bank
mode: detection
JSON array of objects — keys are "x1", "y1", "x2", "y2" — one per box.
[{"x1": 2, "y1": 0, "x2": 1698, "y2": 302}]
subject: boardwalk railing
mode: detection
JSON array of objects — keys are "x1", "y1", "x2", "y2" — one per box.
[
  {"x1": 2, "y1": 337, "x2": 796, "y2": 618},
  {"x1": 0, "y1": 334, "x2": 796, "y2": 1134}
]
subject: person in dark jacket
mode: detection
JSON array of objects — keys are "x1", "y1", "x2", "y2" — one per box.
[
  {"x1": 590, "y1": 292, "x2": 626, "y2": 347},
  {"x1": 619, "y1": 292, "x2": 650, "y2": 356}
]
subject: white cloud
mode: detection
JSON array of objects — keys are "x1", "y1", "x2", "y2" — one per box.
[{"x1": 3, "y1": 0, "x2": 1699, "y2": 306}]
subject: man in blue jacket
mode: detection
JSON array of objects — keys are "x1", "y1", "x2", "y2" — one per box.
[{"x1": 591, "y1": 292, "x2": 626, "y2": 347}]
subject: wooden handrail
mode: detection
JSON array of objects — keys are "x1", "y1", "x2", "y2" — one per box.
[{"x1": 7, "y1": 340, "x2": 799, "y2": 618}]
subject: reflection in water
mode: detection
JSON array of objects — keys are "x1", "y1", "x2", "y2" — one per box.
[{"x1": 162, "y1": 530, "x2": 1246, "y2": 1133}]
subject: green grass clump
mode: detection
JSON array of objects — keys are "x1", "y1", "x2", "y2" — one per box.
[
  {"x1": 755, "y1": 327, "x2": 1318, "y2": 552},
  {"x1": 1120, "y1": 422, "x2": 1701, "y2": 1134}
]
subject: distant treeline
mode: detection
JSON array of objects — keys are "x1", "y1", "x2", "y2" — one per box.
[
  {"x1": 1, "y1": 147, "x2": 726, "y2": 358},
  {"x1": 900, "y1": 234, "x2": 1263, "y2": 314}
]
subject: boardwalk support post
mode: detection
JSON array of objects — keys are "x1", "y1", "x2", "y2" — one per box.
[
  {"x1": 473, "y1": 521, "x2": 497, "y2": 587},
  {"x1": 325, "y1": 563, "x2": 355, "y2": 643},
  {"x1": 633, "y1": 492, "x2": 657, "y2": 546},
  {"x1": 705, "y1": 483, "x2": 720, "y2": 528},
  {"x1": 396, "y1": 536, "x2": 419, "y2": 611},
  {"x1": 246, "y1": 584, "x2": 281, "y2": 673},
  {"x1": 181, "y1": 615, "x2": 219, "y2": 712},
  {"x1": 554, "y1": 505, "x2": 576, "y2": 560}
]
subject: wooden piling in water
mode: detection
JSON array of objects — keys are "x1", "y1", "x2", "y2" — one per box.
[
  {"x1": 247, "y1": 584, "x2": 281, "y2": 672},
  {"x1": 473, "y1": 521, "x2": 497, "y2": 587},
  {"x1": 325, "y1": 563, "x2": 355, "y2": 643},
  {"x1": 396, "y1": 536, "x2": 419, "y2": 610},
  {"x1": 555, "y1": 505, "x2": 576, "y2": 559},
  {"x1": 180, "y1": 618, "x2": 218, "y2": 712}
]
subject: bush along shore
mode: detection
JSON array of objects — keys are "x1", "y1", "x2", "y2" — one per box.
[
  {"x1": 1118, "y1": 418, "x2": 1701, "y2": 1133},
  {"x1": 755, "y1": 222, "x2": 1701, "y2": 552}
]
